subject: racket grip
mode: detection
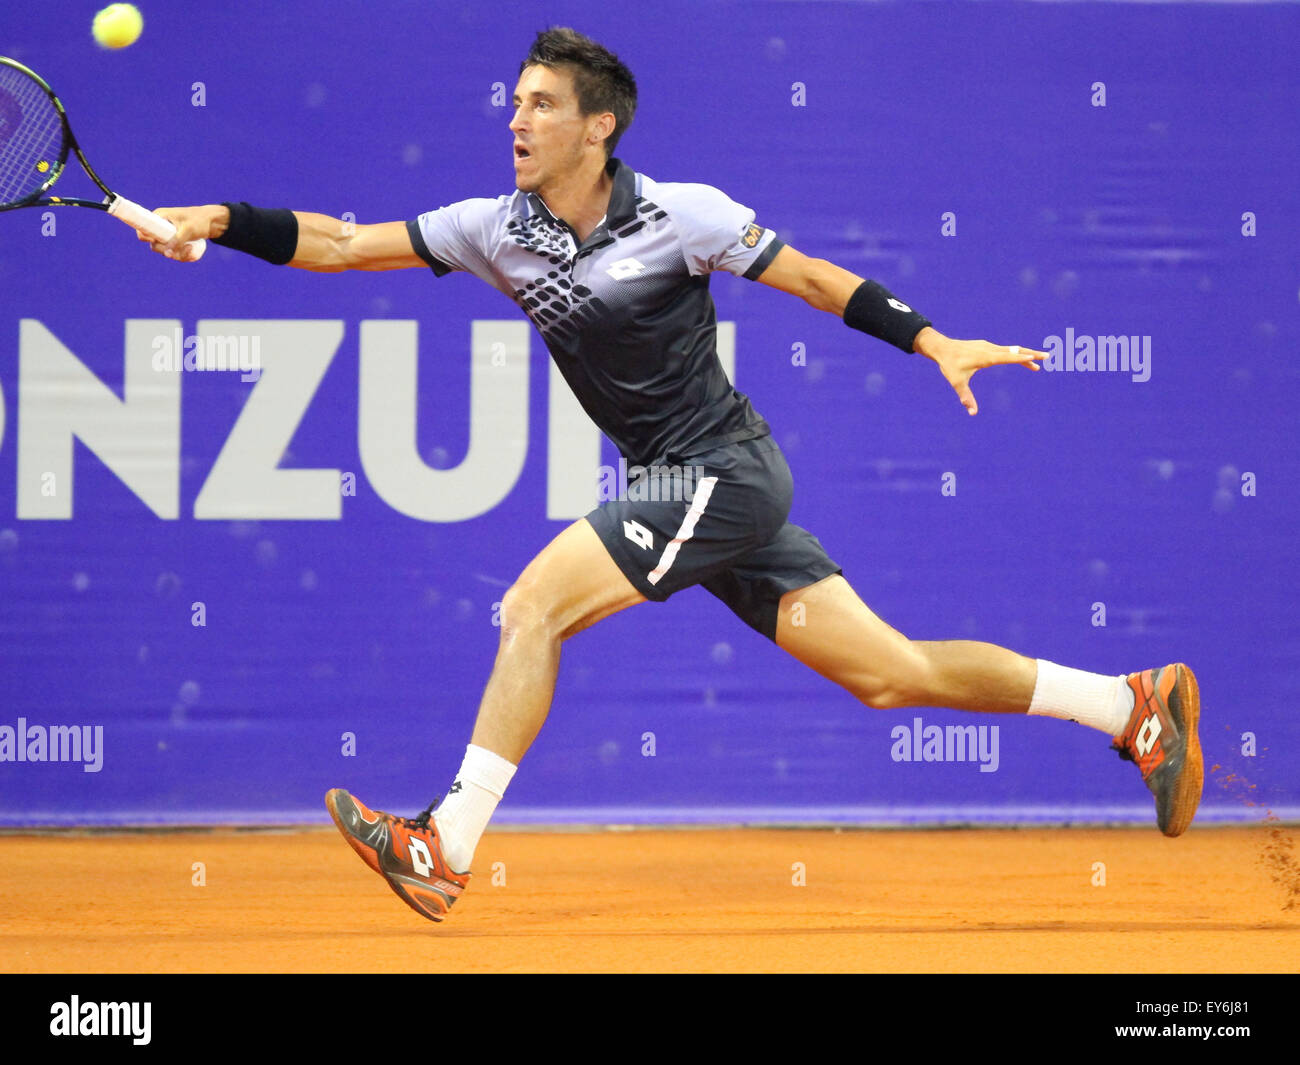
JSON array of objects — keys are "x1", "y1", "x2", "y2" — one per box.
[{"x1": 107, "y1": 195, "x2": 208, "y2": 261}]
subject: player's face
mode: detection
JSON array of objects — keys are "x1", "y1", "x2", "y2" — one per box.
[{"x1": 510, "y1": 65, "x2": 597, "y2": 193}]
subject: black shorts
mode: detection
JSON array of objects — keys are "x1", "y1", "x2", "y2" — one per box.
[{"x1": 584, "y1": 436, "x2": 842, "y2": 641}]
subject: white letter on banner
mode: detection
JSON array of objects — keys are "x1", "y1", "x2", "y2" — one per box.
[
  {"x1": 359, "y1": 319, "x2": 528, "y2": 521},
  {"x1": 18, "y1": 319, "x2": 180, "y2": 519},
  {"x1": 194, "y1": 320, "x2": 343, "y2": 519},
  {"x1": 546, "y1": 357, "x2": 600, "y2": 521}
]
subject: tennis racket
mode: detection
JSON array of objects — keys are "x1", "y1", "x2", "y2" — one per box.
[{"x1": 0, "y1": 56, "x2": 205, "y2": 260}]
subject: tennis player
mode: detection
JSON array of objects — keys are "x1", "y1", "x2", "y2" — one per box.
[{"x1": 145, "y1": 28, "x2": 1203, "y2": 923}]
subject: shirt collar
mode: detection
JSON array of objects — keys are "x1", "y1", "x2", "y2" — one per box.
[{"x1": 527, "y1": 156, "x2": 636, "y2": 229}]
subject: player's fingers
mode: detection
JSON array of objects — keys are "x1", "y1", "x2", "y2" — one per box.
[
  {"x1": 150, "y1": 207, "x2": 202, "y2": 253},
  {"x1": 1003, "y1": 345, "x2": 1049, "y2": 365},
  {"x1": 153, "y1": 206, "x2": 185, "y2": 232},
  {"x1": 140, "y1": 231, "x2": 179, "y2": 254},
  {"x1": 956, "y1": 382, "x2": 977, "y2": 416},
  {"x1": 144, "y1": 213, "x2": 207, "y2": 262}
]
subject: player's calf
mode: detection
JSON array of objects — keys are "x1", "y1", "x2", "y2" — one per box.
[{"x1": 846, "y1": 653, "x2": 935, "y2": 711}]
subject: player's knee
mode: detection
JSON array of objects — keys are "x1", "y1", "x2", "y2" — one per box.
[{"x1": 498, "y1": 579, "x2": 560, "y2": 643}]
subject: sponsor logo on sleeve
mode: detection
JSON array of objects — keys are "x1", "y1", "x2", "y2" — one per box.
[{"x1": 740, "y1": 223, "x2": 765, "y2": 249}]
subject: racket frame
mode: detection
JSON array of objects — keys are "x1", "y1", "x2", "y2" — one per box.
[
  {"x1": 0, "y1": 57, "x2": 115, "y2": 213},
  {"x1": 0, "y1": 56, "x2": 205, "y2": 256}
]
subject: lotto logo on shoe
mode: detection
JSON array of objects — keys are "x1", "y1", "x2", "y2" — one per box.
[
  {"x1": 409, "y1": 837, "x2": 435, "y2": 877},
  {"x1": 1135, "y1": 713, "x2": 1162, "y2": 756},
  {"x1": 1133, "y1": 711, "x2": 1167, "y2": 771}
]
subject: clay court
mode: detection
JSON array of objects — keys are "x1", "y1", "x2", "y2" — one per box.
[
  {"x1": 5, "y1": 0, "x2": 1299, "y2": 997},
  {"x1": 2, "y1": 824, "x2": 1296, "y2": 973}
]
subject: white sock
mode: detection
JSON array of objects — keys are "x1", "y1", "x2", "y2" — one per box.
[
  {"x1": 433, "y1": 744, "x2": 517, "y2": 873},
  {"x1": 1027, "y1": 660, "x2": 1134, "y2": 736}
]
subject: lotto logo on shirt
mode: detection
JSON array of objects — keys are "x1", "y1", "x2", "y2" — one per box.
[{"x1": 740, "y1": 223, "x2": 765, "y2": 248}]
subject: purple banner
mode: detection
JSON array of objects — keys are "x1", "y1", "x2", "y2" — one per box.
[{"x1": 1, "y1": 1, "x2": 1297, "y2": 825}]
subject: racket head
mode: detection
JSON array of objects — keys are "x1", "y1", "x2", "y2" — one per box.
[{"x1": 0, "y1": 57, "x2": 76, "y2": 210}]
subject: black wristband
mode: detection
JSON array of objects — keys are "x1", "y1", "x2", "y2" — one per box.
[
  {"x1": 212, "y1": 202, "x2": 299, "y2": 265},
  {"x1": 843, "y1": 280, "x2": 932, "y2": 353}
]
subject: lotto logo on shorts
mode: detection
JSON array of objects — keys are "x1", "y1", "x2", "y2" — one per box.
[{"x1": 623, "y1": 520, "x2": 654, "y2": 550}]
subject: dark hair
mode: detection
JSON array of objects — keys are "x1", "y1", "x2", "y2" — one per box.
[{"x1": 520, "y1": 28, "x2": 637, "y2": 158}]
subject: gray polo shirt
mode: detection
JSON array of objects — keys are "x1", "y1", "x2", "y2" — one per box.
[{"x1": 407, "y1": 157, "x2": 785, "y2": 467}]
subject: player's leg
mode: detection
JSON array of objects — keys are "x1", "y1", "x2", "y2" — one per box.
[
  {"x1": 469, "y1": 516, "x2": 648, "y2": 764},
  {"x1": 776, "y1": 573, "x2": 1202, "y2": 835},
  {"x1": 326, "y1": 516, "x2": 646, "y2": 922},
  {"x1": 771, "y1": 574, "x2": 1038, "y2": 714},
  {"x1": 432, "y1": 515, "x2": 647, "y2": 866},
  {"x1": 707, "y1": 525, "x2": 1201, "y2": 837},
  {"x1": 429, "y1": 517, "x2": 647, "y2": 869},
  {"x1": 329, "y1": 436, "x2": 797, "y2": 923}
]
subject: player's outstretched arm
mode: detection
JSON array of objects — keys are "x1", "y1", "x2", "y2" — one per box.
[
  {"x1": 140, "y1": 205, "x2": 426, "y2": 272},
  {"x1": 288, "y1": 214, "x2": 426, "y2": 272},
  {"x1": 755, "y1": 244, "x2": 1048, "y2": 416}
]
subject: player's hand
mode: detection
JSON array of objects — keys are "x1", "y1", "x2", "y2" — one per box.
[
  {"x1": 913, "y1": 327, "x2": 1048, "y2": 416},
  {"x1": 137, "y1": 205, "x2": 225, "y2": 263}
]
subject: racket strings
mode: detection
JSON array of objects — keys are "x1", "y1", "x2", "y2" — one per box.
[{"x1": 0, "y1": 65, "x2": 66, "y2": 206}]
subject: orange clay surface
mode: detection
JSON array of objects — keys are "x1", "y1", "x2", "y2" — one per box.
[{"x1": 1, "y1": 826, "x2": 1297, "y2": 973}]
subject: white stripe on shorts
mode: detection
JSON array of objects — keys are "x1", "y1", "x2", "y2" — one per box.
[{"x1": 646, "y1": 476, "x2": 719, "y2": 587}]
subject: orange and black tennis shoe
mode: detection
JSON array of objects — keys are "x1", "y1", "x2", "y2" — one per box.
[
  {"x1": 1112, "y1": 663, "x2": 1203, "y2": 837},
  {"x1": 325, "y1": 788, "x2": 470, "y2": 923}
]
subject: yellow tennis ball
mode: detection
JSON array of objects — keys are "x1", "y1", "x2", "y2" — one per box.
[{"x1": 93, "y1": 4, "x2": 144, "y2": 50}]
